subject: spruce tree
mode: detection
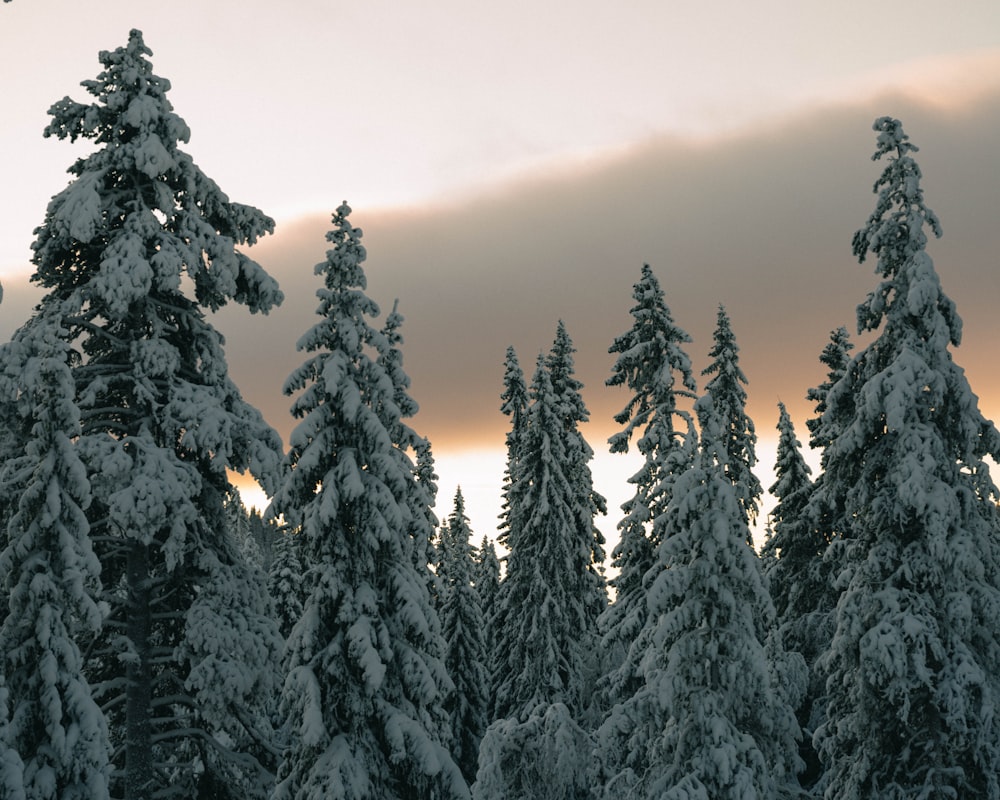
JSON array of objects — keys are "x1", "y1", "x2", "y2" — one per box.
[
  {"x1": 270, "y1": 203, "x2": 466, "y2": 800},
  {"x1": 22, "y1": 30, "x2": 285, "y2": 800},
  {"x1": 598, "y1": 263, "x2": 697, "y2": 712},
  {"x1": 483, "y1": 346, "x2": 605, "y2": 798},
  {"x1": 497, "y1": 345, "x2": 528, "y2": 553},
  {"x1": 545, "y1": 320, "x2": 607, "y2": 630},
  {"x1": 472, "y1": 535, "x2": 501, "y2": 708},
  {"x1": 814, "y1": 117, "x2": 1000, "y2": 798},
  {"x1": 761, "y1": 402, "x2": 815, "y2": 625},
  {"x1": 438, "y1": 489, "x2": 489, "y2": 785},
  {"x1": 0, "y1": 319, "x2": 110, "y2": 800},
  {"x1": 701, "y1": 305, "x2": 761, "y2": 535},
  {"x1": 267, "y1": 529, "x2": 306, "y2": 640},
  {"x1": 635, "y1": 395, "x2": 800, "y2": 799}
]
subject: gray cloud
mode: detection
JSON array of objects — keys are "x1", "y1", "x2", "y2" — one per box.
[
  {"x1": 4, "y1": 85, "x2": 999, "y2": 460},
  {"x1": 212, "y1": 86, "x2": 1000, "y2": 451}
]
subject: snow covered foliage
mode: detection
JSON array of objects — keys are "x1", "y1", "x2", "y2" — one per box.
[
  {"x1": 268, "y1": 529, "x2": 307, "y2": 640},
  {"x1": 814, "y1": 117, "x2": 1000, "y2": 799},
  {"x1": 761, "y1": 402, "x2": 815, "y2": 625},
  {"x1": 491, "y1": 334, "x2": 606, "y2": 725},
  {"x1": 269, "y1": 203, "x2": 466, "y2": 800},
  {"x1": 473, "y1": 702, "x2": 595, "y2": 800},
  {"x1": 19, "y1": 29, "x2": 285, "y2": 800},
  {"x1": 438, "y1": 489, "x2": 490, "y2": 784},
  {"x1": 471, "y1": 535, "x2": 501, "y2": 702},
  {"x1": 497, "y1": 345, "x2": 528, "y2": 553},
  {"x1": 804, "y1": 327, "x2": 854, "y2": 452},
  {"x1": 701, "y1": 305, "x2": 762, "y2": 535},
  {"x1": 614, "y1": 396, "x2": 801, "y2": 799},
  {"x1": 599, "y1": 262, "x2": 697, "y2": 713},
  {"x1": 0, "y1": 318, "x2": 110, "y2": 800},
  {"x1": 545, "y1": 321, "x2": 608, "y2": 627}
]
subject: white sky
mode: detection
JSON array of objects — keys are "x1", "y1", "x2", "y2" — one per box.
[
  {"x1": 2, "y1": 0, "x2": 999, "y2": 273},
  {"x1": 2, "y1": 0, "x2": 999, "y2": 545}
]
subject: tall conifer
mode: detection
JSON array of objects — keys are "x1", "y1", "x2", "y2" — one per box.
[
  {"x1": 701, "y1": 305, "x2": 761, "y2": 535},
  {"x1": 438, "y1": 489, "x2": 489, "y2": 785},
  {"x1": 19, "y1": 30, "x2": 285, "y2": 799},
  {"x1": 598, "y1": 263, "x2": 697, "y2": 710},
  {"x1": 814, "y1": 118, "x2": 1000, "y2": 798},
  {"x1": 270, "y1": 204, "x2": 466, "y2": 800}
]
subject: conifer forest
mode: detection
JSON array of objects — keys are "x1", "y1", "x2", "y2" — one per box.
[{"x1": 4, "y1": 28, "x2": 1000, "y2": 800}]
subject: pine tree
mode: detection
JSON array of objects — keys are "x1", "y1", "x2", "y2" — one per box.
[
  {"x1": 23, "y1": 30, "x2": 285, "y2": 800},
  {"x1": 598, "y1": 263, "x2": 697, "y2": 712},
  {"x1": 701, "y1": 305, "x2": 761, "y2": 535},
  {"x1": 270, "y1": 203, "x2": 466, "y2": 800},
  {"x1": 814, "y1": 117, "x2": 1000, "y2": 799},
  {"x1": 438, "y1": 489, "x2": 489, "y2": 785},
  {"x1": 635, "y1": 395, "x2": 801, "y2": 798},
  {"x1": 0, "y1": 319, "x2": 110, "y2": 800}
]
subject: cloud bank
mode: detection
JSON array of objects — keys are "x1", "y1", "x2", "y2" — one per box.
[
  {"x1": 209, "y1": 76, "x2": 1000, "y2": 452},
  {"x1": 3, "y1": 60, "x2": 999, "y2": 462}
]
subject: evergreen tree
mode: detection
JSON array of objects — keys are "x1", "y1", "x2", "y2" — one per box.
[
  {"x1": 497, "y1": 346, "x2": 528, "y2": 553},
  {"x1": 634, "y1": 396, "x2": 800, "y2": 798},
  {"x1": 761, "y1": 402, "x2": 815, "y2": 624},
  {"x1": 268, "y1": 528, "x2": 306, "y2": 640},
  {"x1": 473, "y1": 702, "x2": 594, "y2": 800},
  {"x1": 0, "y1": 319, "x2": 110, "y2": 800},
  {"x1": 545, "y1": 321, "x2": 607, "y2": 628},
  {"x1": 23, "y1": 30, "x2": 284, "y2": 800},
  {"x1": 701, "y1": 305, "x2": 761, "y2": 535},
  {"x1": 804, "y1": 327, "x2": 854, "y2": 452},
  {"x1": 814, "y1": 117, "x2": 1000, "y2": 798},
  {"x1": 438, "y1": 489, "x2": 489, "y2": 785},
  {"x1": 761, "y1": 402, "x2": 825, "y2": 787},
  {"x1": 472, "y1": 535, "x2": 501, "y2": 703},
  {"x1": 270, "y1": 203, "x2": 466, "y2": 800},
  {"x1": 491, "y1": 344, "x2": 605, "y2": 723},
  {"x1": 598, "y1": 263, "x2": 697, "y2": 712}
]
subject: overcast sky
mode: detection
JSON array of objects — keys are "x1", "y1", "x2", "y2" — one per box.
[{"x1": 2, "y1": 1, "x2": 999, "y2": 540}]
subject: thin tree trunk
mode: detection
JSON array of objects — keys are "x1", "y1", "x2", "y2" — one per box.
[{"x1": 125, "y1": 540, "x2": 154, "y2": 800}]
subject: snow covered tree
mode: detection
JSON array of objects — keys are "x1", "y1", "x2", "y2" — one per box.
[
  {"x1": 805, "y1": 326, "x2": 854, "y2": 452},
  {"x1": 623, "y1": 395, "x2": 800, "y2": 799},
  {"x1": 268, "y1": 528, "x2": 306, "y2": 640},
  {"x1": 598, "y1": 262, "x2": 697, "y2": 712},
  {"x1": 497, "y1": 345, "x2": 528, "y2": 553},
  {"x1": 761, "y1": 402, "x2": 827, "y2": 787},
  {"x1": 438, "y1": 489, "x2": 489, "y2": 785},
  {"x1": 24, "y1": 30, "x2": 285, "y2": 800},
  {"x1": 491, "y1": 341, "x2": 606, "y2": 724},
  {"x1": 814, "y1": 117, "x2": 1000, "y2": 799},
  {"x1": 269, "y1": 203, "x2": 466, "y2": 800},
  {"x1": 380, "y1": 302, "x2": 443, "y2": 612},
  {"x1": 472, "y1": 535, "x2": 501, "y2": 705},
  {"x1": 701, "y1": 305, "x2": 762, "y2": 535},
  {"x1": 761, "y1": 402, "x2": 815, "y2": 624},
  {"x1": 545, "y1": 321, "x2": 607, "y2": 629},
  {"x1": 0, "y1": 317, "x2": 110, "y2": 800},
  {"x1": 473, "y1": 702, "x2": 594, "y2": 800}
]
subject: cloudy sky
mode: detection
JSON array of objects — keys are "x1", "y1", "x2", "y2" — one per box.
[{"x1": 2, "y1": 1, "x2": 999, "y2": 544}]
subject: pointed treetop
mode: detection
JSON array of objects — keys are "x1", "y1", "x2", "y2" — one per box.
[{"x1": 35, "y1": 28, "x2": 280, "y2": 314}]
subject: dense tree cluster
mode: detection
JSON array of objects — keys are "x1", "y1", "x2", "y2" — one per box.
[{"x1": 2, "y1": 30, "x2": 999, "y2": 800}]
